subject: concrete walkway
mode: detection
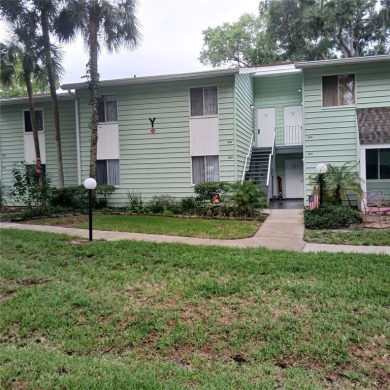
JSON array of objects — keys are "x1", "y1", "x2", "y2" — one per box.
[{"x1": 1, "y1": 209, "x2": 389, "y2": 254}]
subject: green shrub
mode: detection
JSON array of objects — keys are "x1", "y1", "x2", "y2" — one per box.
[
  {"x1": 304, "y1": 205, "x2": 363, "y2": 229},
  {"x1": 50, "y1": 186, "x2": 87, "y2": 210},
  {"x1": 194, "y1": 182, "x2": 228, "y2": 203},
  {"x1": 51, "y1": 185, "x2": 116, "y2": 210},
  {"x1": 0, "y1": 181, "x2": 6, "y2": 211},
  {"x1": 223, "y1": 180, "x2": 267, "y2": 217},
  {"x1": 126, "y1": 191, "x2": 147, "y2": 213},
  {"x1": 20, "y1": 206, "x2": 53, "y2": 220},
  {"x1": 179, "y1": 196, "x2": 198, "y2": 214},
  {"x1": 95, "y1": 185, "x2": 116, "y2": 209},
  {"x1": 148, "y1": 194, "x2": 179, "y2": 214}
]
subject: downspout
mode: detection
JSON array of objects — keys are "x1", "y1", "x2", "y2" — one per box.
[
  {"x1": 301, "y1": 71, "x2": 306, "y2": 205},
  {"x1": 75, "y1": 97, "x2": 81, "y2": 185},
  {"x1": 233, "y1": 75, "x2": 237, "y2": 180}
]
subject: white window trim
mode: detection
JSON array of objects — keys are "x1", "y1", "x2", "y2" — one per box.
[
  {"x1": 188, "y1": 85, "x2": 219, "y2": 119},
  {"x1": 98, "y1": 94, "x2": 118, "y2": 124},
  {"x1": 362, "y1": 145, "x2": 390, "y2": 182},
  {"x1": 23, "y1": 108, "x2": 45, "y2": 134},
  {"x1": 321, "y1": 73, "x2": 356, "y2": 109},
  {"x1": 190, "y1": 155, "x2": 220, "y2": 186}
]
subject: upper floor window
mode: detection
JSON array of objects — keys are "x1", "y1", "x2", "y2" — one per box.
[
  {"x1": 98, "y1": 95, "x2": 117, "y2": 122},
  {"x1": 322, "y1": 74, "x2": 355, "y2": 107},
  {"x1": 366, "y1": 148, "x2": 390, "y2": 180},
  {"x1": 190, "y1": 86, "x2": 218, "y2": 117},
  {"x1": 24, "y1": 110, "x2": 43, "y2": 132}
]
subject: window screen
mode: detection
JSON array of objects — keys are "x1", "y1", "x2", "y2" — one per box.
[
  {"x1": 97, "y1": 159, "x2": 120, "y2": 185},
  {"x1": 192, "y1": 156, "x2": 219, "y2": 184},
  {"x1": 190, "y1": 87, "x2": 218, "y2": 116},
  {"x1": 322, "y1": 74, "x2": 355, "y2": 107},
  {"x1": 379, "y1": 149, "x2": 390, "y2": 179},
  {"x1": 24, "y1": 110, "x2": 43, "y2": 132},
  {"x1": 98, "y1": 95, "x2": 118, "y2": 123}
]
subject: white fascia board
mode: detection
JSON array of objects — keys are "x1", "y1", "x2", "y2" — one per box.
[
  {"x1": 61, "y1": 68, "x2": 239, "y2": 90},
  {"x1": 253, "y1": 68, "x2": 302, "y2": 77},
  {"x1": 240, "y1": 64, "x2": 298, "y2": 76},
  {"x1": 295, "y1": 55, "x2": 390, "y2": 69},
  {"x1": 0, "y1": 93, "x2": 74, "y2": 105}
]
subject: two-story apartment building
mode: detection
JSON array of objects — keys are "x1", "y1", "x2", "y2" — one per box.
[{"x1": 1, "y1": 55, "x2": 389, "y2": 206}]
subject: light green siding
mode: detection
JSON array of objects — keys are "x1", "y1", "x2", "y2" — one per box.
[
  {"x1": 45, "y1": 100, "x2": 78, "y2": 187},
  {"x1": 0, "y1": 100, "x2": 78, "y2": 203},
  {"x1": 254, "y1": 73, "x2": 302, "y2": 146},
  {"x1": 367, "y1": 182, "x2": 390, "y2": 198},
  {"x1": 303, "y1": 61, "x2": 390, "y2": 201},
  {"x1": 234, "y1": 74, "x2": 254, "y2": 180},
  {"x1": 0, "y1": 104, "x2": 25, "y2": 198},
  {"x1": 77, "y1": 76, "x2": 235, "y2": 204}
]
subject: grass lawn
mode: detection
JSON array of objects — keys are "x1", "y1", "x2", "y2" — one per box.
[
  {"x1": 1, "y1": 229, "x2": 389, "y2": 389},
  {"x1": 24, "y1": 214, "x2": 261, "y2": 239},
  {"x1": 304, "y1": 229, "x2": 390, "y2": 246}
]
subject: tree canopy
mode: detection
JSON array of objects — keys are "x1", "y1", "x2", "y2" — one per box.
[
  {"x1": 54, "y1": 0, "x2": 141, "y2": 180},
  {"x1": 200, "y1": 0, "x2": 390, "y2": 67}
]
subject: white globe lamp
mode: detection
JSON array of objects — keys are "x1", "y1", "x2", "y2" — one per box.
[
  {"x1": 84, "y1": 177, "x2": 97, "y2": 190},
  {"x1": 84, "y1": 178, "x2": 97, "y2": 240},
  {"x1": 316, "y1": 163, "x2": 328, "y2": 174}
]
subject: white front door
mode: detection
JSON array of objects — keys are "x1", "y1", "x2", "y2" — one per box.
[
  {"x1": 283, "y1": 106, "x2": 303, "y2": 145},
  {"x1": 257, "y1": 108, "x2": 275, "y2": 147},
  {"x1": 285, "y1": 159, "x2": 304, "y2": 198}
]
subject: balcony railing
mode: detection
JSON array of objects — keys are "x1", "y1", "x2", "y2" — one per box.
[{"x1": 275, "y1": 125, "x2": 302, "y2": 146}]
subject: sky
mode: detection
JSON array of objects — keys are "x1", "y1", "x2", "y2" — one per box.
[{"x1": 57, "y1": 0, "x2": 260, "y2": 85}]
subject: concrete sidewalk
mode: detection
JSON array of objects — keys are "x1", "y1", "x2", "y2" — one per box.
[{"x1": 1, "y1": 209, "x2": 389, "y2": 254}]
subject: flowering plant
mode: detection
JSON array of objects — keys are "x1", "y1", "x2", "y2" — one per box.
[{"x1": 9, "y1": 161, "x2": 51, "y2": 208}]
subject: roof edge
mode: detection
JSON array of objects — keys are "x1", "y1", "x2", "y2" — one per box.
[
  {"x1": 61, "y1": 68, "x2": 239, "y2": 90},
  {"x1": 295, "y1": 55, "x2": 390, "y2": 69},
  {"x1": 0, "y1": 93, "x2": 75, "y2": 105}
]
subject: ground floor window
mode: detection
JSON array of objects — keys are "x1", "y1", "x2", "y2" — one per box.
[
  {"x1": 97, "y1": 159, "x2": 120, "y2": 185},
  {"x1": 366, "y1": 148, "x2": 390, "y2": 180},
  {"x1": 192, "y1": 156, "x2": 219, "y2": 184}
]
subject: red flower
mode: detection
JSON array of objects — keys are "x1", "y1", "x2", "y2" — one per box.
[{"x1": 35, "y1": 169, "x2": 42, "y2": 174}]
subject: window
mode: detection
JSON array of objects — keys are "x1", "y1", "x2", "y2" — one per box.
[
  {"x1": 24, "y1": 110, "x2": 44, "y2": 132},
  {"x1": 97, "y1": 159, "x2": 120, "y2": 185},
  {"x1": 192, "y1": 156, "x2": 219, "y2": 184},
  {"x1": 98, "y1": 95, "x2": 118, "y2": 122},
  {"x1": 366, "y1": 149, "x2": 390, "y2": 180},
  {"x1": 190, "y1": 86, "x2": 218, "y2": 117},
  {"x1": 322, "y1": 74, "x2": 355, "y2": 107}
]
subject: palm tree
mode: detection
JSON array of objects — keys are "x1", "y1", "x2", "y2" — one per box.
[
  {"x1": 35, "y1": 0, "x2": 65, "y2": 188},
  {"x1": 1, "y1": 0, "x2": 66, "y2": 188},
  {"x1": 1, "y1": 24, "x2": 46, "y2": 187},
  {"x1": 325, "y1": 162, "x2": 363, "y2": 206},
  {"x1": 55, "y1": 0, "x2": 141, "y2": 179}
]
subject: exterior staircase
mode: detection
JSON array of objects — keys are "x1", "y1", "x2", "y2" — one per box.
[{"x1": 245, "y1": 147, "x2": 272, "y2": 195}]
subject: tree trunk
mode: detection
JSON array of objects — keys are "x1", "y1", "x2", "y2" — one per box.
[
  {"x1": 25, "y1": 72, "x2": 44, "y2": 188},
  {"x1": 40, "y1": 4, "x2": 65, "y2": 188},
  {"x1": 380, "y1": 3, "x2": 389, "y2": 53},
  {"x1": 88, "y1": 0, "x2": 99, "y2": 181}
]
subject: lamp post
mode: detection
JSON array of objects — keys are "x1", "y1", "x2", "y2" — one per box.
[
  {"x1": 316, "y1": 163, "x2": 327, "y2": 208},
  {"x1": 84, "y1": 178, "x2": 97, "y2": 241}
]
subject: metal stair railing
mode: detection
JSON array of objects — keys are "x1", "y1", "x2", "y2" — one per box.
[
  {"x1": 241, "y1": 133, "x2": 255, "y2": 184},
  {"x1": 266, "y1": 132, "x2": 276, "y2": 188}
]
